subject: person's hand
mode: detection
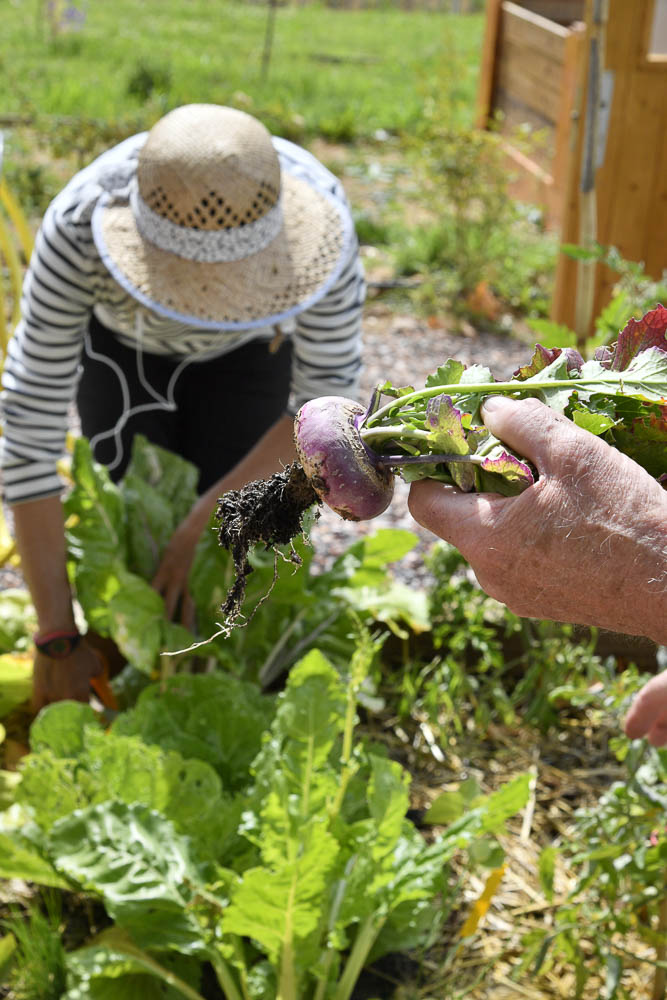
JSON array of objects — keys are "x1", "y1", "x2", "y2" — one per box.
[
  {"x1": 623, "y1": 672, "x2": 667, "y2": 746},
  {"x1": 32, "y1": 639, "x2": 104, "y2": 713},
  {"x1": 407, "y1": 395, "x2": 667, "y2": 643},
  {"x1": 151, "y1": 506, "x2": 207, "y2": 627}
]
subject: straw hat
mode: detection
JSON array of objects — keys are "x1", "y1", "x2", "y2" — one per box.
[{"x1": 91, "y1": 104, "x2": 352, "y2": 329}]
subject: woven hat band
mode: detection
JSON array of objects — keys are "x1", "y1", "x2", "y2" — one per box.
[{"x1": 129, "y1": 177, "x2": 284, "y2": 263}]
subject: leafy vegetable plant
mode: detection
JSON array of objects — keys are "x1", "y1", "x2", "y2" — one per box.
[{"x1": 0, "y1": 647, "x2": 529, "y2": 1000}]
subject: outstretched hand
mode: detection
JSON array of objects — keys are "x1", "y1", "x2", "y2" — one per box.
[
  {"x1": 408, "y1": 395, "x2": 667, "y2": 644},
  {"x1": 32, "y1": 639, "x2": 104, "y2": 713},
  {"x1": 624, "y1": 672, "x2": 667, "y2": 747}
]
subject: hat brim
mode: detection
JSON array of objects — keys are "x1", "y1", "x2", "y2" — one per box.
[{"x1": 91, "y1": 171, "x2": 352, "y2": 330}]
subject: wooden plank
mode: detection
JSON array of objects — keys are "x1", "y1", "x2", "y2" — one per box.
[
  {"x1": 643, "y1": 108, "x2": 667, "y2": 276},
  {"x1": 516, "y1": 1, "x2": 584, "y2": 24},
  {"x1": 551, "y1": 20, "x2": 586, "y2": 199},
  {"x1": 503, "y1": 1, "x2": 571, "y2": 45},
  {"x1": 496, "y1": 42, "x2": 564, "y2": 121},
  {"x1": 593, "y1": 68, "x2": 667, "y2": 317},
  {"x1": 476, "y1": 0, "x2": 503, "y2": 127},
  {"x1": 550, "y1": 1, "x2": 589, "y2": 329}
]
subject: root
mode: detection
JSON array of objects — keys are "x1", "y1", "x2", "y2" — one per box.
[{"x1": 215, "y1": 462, "x2": 320, "y2": 629}]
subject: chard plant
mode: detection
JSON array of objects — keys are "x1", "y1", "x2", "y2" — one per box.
[
  {"x1": 62, "y1": 431, "x2": 427, "y2": 687},
  {"x1": 0, "y1": 646, "x2": 530, "y2": 1000}
]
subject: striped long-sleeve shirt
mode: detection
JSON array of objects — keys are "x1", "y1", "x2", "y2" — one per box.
[{"x1": 0, "y1": 133, "x2": 365, "y2": 505}]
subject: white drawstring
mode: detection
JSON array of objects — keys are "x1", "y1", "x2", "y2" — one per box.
[{"x1": 85, "y1": 312, "x2": 194, "y2": 472}]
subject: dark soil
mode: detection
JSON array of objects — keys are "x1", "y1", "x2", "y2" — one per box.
[{"x1": 216, "y1": 462, "x2": 320, "y2": 627}]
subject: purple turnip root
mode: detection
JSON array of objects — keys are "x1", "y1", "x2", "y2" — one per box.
[{"x1": 294, "y1": 396, "x2": 394, "y2": 521}]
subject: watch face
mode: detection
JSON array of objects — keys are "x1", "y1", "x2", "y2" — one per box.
[{"x1": 36, "y1": 634, "x2": 81, "y2": 659}]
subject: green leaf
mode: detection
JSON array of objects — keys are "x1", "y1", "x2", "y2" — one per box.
[
  {"x1": 538, "y1": 846, "x2": 557, "y2": 902},
  {"x1": 30, "y1": 701, "x2": 100, "y2": 757},
  {"x1": 48, "y1": 801, "x2": 210, "y2": 955},
  {"x1": 0, "y1": 589, "x2": 36, "y2": 655},
  {"x1": 123, "y1": 435, "x2": 199, "y2": 527},
  {"x1": 107, "y1": 568, "x2": 167, "y2": 673},
  {"x1": 425, "y1": 359, "x2": 466, "y2": 389},
  {"x1": 0, "y1": 769, "x2": 23, "y2": 811},
  {"x1": 0, "y1": 652, "x2": 33, "y2": 716},
  {"x1": 113, "y1": 673, "x2": 274, "y2": 791},
  {"x1": 65, "y1": 927, "x2": 204, "y2": 1000},
  {"x1": 423, "y1": 789, "x2": 466, "y2": 826},
  {"x1": 0, "y1": 932, "x2": 17, "y2": 983},
  {"x1": 121, "y1": 437, "x2": 198, "y2": 580},
  {"x1": 222, "y1": 825, "x2": 340, "y2": 964},
  {"x1": 0, "y1": 832, "x2": 68, "y2": 887}
]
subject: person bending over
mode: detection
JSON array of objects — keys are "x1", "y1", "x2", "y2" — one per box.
[{"x1": 1, "y1": 104, "x2": 365, "y2": 709}]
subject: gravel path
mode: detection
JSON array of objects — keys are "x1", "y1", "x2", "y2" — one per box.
[{"x1": 308, "y1": 304, "x2": 533, "y2": 580}]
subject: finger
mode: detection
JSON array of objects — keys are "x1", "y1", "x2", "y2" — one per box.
[
  {"x1": 623, "y1": 674, "x2": 667, "y2": 739},
  {"x1": 408, "y1": 479, "x2": 503, "y2": 550},
  {"x1": 481, "y1": 396, "x2": 580, "y2": 473},
  {"x1": 647, "y1": 718, "x2": 667, "y2": 747}
]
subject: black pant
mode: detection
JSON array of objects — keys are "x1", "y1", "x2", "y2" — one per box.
[{"x1": 76, "y1": 315, "x2": 292, "y2": 493}]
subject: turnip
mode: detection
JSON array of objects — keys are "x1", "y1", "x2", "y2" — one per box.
[{"x1": 294, "y1": 396, "x2": 395, "y2": 521}]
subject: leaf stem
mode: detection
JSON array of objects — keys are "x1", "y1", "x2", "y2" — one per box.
[
  {"x1": 209, "y1": 950, "x2": 244, "y2": 1000},
  {"x1": 364, "y1": 370, "x2": 654, "y2": 428},
  {"x1": 333, "y1": 914, "x2": 385, "y2": 1000}
]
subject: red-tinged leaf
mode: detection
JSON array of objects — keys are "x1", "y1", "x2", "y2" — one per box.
[
  {"x1": 607, "y1": 402, "x2": 667, "y2": 479},
  {"x1": 514, "y1": 344, "x2": 583, "y2": 380},
  {"x1": 610, "y1": 304, "x2": 667, "y2": 371},
  {"x1": 479, "y1": 450, "x2": 534, "y2": 491}
]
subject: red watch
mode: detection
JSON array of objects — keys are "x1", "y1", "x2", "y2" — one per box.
[{"x1": 34, "y1": 630, "x2": 81, "y2": 659}]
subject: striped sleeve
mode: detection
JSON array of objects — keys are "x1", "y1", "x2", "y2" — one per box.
[
  {"x1": 290, "y1": 234, "x2": 365, "y2": 412},
  {"x1": 1, "y1": 202, "x2": 96, "y2": 504}
]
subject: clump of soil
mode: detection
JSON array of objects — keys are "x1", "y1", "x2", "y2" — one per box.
[{"x1": 216, "y1": 462, "x2": 320, "y2": 627}]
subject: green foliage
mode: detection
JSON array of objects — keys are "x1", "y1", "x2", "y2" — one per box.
[
  {"x1": 530, "y1": 245, "x2": 667, "y2": 354},
  {"x1": 388, "y1": 542, "x2": 621, "y2": 735},
  {"x1": 1, "y1": 893, "x2": 67, "y2": 1000},
  {"x1": 0, "y1": 649, "x2": 529, "y2": 1000},
  {"x1": 362, "y1": 313, "x2": 667, "y2": 497},
  {"x1": 522, "y1": 729, "x2": 667, "y2": 998},
  {"x1": 0, "y1": 3, "x2": 483, "y2": 141},
  {"x1": 396, "y1": 92, "x2": 558, "y2": 317}
]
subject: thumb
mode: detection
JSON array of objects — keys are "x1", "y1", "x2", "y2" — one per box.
[{"x1": 481, "y1": 396, "x2": 576, "y2": 473}]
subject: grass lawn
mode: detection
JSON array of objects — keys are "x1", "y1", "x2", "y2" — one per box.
[{"x1": 1, "y1": 0, "x2": 483, "y2": 141}]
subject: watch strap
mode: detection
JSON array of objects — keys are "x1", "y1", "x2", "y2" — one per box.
[{"x1": 34, "y1": 630, "x2": 82, "y2": 659}]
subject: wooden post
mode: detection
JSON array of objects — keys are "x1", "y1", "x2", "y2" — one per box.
[
  {"x1": 573, "y1": 0, "x2": 607, "y2": 346},
  {"x1": 475, "y1": 0, "x2": 502, "y2": 128}
]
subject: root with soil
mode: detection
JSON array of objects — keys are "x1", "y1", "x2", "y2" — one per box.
[{"x1": 216, "y1": 462, "x2": 320, "y2": 628}]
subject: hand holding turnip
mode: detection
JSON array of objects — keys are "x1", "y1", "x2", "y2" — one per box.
[
  {"x1": 408, "y1": 396, "x2": 667, "y2": 645},
  {"x1": 215, "y1": 306, "x2": 667, "y2": 631}
]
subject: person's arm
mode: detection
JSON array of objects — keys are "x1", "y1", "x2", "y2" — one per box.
[
  {"x1": 12, "y1": 495, "x2": 103, "y2": 710},
  {"x1": 151, "y1": 413, "x2": 297, "y2": 622},
  {"x1": 408, "y1": 395, "x2": 667, "y2": 644}
]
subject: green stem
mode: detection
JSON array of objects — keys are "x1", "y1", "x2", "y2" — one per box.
[
  {"x1": 209, "y1": 950, "x2": 244, "y2": 1000},
  {"x1": 333, "y1": 914, "x2": 385, "y2": 1000},
  {"x1": 365, "y1": 372, "x2": 641, "y2": 427}
]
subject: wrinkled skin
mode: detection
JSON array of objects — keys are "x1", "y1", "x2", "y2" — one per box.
[{"x1": 408, "y1": 395, "x2": 667, "y2": 742}]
